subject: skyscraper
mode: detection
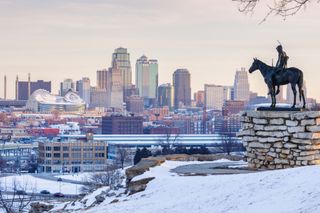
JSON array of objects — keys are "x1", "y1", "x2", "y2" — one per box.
[
  {"x1": 77, "y1": 77, "x2": 91, "y2": 107},
  {"x1": 136, "y1": 55, "x2": 158, "y2": 101},
  {"x1": 233, "y1": 68, "x2": 250, "y2": 102},
  {"x1": 60, "y1": 79, "x2": 75, "y2": 96},
  {"x1": 173, "y1": 69, "x2": 191, "y2": 109},
  {"x1": 112, "y1": 47, "x2": 132, "y2": 98},
  {"x1": 106, "y1": 66, "x2": 123, "y2": 109},
  {"x1": 204, "y1": 84, "x2": 226, "y2": 110},
  {"x1": 158, "y1": 83, "x2": 172, "y2": 108},
  {"x1": 97, "y1": 69, "x2": 109, "y2": 89}
]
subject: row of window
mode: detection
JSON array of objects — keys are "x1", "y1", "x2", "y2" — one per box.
[{"x1": 45, "y1": 152, "x2": 105, "y2": 158}]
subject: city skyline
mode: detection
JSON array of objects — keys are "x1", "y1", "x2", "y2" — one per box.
[{"x1": 1, "y1": 1, "x2": 320, "y2": 100}]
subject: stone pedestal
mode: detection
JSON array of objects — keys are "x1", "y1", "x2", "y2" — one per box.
[{"x1": 238, "y1": 110, "x2": 320, "y2": 169}]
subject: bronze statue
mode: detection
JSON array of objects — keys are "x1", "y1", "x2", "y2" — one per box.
[{"x1": 248, "y1": 57, "x2": 306, "y2": 109}]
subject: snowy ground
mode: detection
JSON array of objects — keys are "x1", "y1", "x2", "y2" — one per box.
[
  {"x1": 0, "y1": 174, "x2": 83, "y2": 194},
  {"x1": 80, "y1": 160, "x2": 320, "y2": 213},
  {"x1": 56, "y1": 173, "x2": 91, "y2": 182}
]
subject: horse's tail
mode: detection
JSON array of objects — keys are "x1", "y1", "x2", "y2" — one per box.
[{"x1": 298, "y1": 71, "x2": 304, "y2": 102}]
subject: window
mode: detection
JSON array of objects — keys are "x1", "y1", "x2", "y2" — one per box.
[
  {"x1": 63, "y1": 153, "x2": 69, "y2": 158},
  {"x1": 63, "y1": 146, "x2": 69, "y2": 151},
  {"x1": 45, "y1": 153, "x2": 51, "y2": 158},
  {"x1": 45, "y1": 146, "x2": 51, "y2": 151},
  {"x1": 53, "y1": 146, "x2": 61, "y2": 151},
  {"x1": 53, "y1": 153, "x2": 60, "y2": 158}
]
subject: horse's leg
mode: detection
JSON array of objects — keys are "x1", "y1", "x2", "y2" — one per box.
[
  {"x1": 291, "y1": 83, "x2": 297, "y2": 108},
  {"x1": 299, "y1": 87, "x2": 306, "y2": 109},
  {"x1": 275, "y1": 85, "x2": 280, "y2": 95}
]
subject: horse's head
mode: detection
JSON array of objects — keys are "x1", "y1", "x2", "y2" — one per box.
[{"x1": 249, "y1": 58, "x2": 259, "y2": 73}]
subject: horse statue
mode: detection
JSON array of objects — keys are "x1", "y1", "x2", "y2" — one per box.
[{"x1": 248, "y1": 58, "x2": 306, "y2": 109}]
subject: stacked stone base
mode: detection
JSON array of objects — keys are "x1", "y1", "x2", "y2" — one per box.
[{"x1": 238, "y1": 111, "x2": 320, "y2": 169}]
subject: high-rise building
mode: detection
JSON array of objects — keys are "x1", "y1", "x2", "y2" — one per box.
[
  {"x1": 60, "y1": 79, "x2": 75, "y2": 96},
  {"x1": 194, "y1": 90, "x2": 205, "y2": 107},
  {"x1": 173, "y1": 69, "x2": 191, "y2": 109},
  {"x1": 125, "y1": 95, "x2": 144, "y2": 114},
  {"x1": 16, "y1": 75, "x2": 51, "y2": 100},
  {"x1": 233, "y1": 68, "x2": 250, "y2": 102},
  {"x1": 158, "y1": 83, "x2": 172, "y2": 108},
  {"x1": 77, "y1": 77, "x2": 91, "y2": 107},
  {"x1": 204, "y1": 84, "x2": 226, "y2": 111},
  {"x1": 97, "y1": 69, "x2": 109, "y2": 89},
  {"x1": 286, "y1": 81, "x2": 307, "y2": 105},
  {"x1": 90, "y1": 87, "x2": 108, "y2": 108},
  {"x1": 112, "y1": 47, "x2": 132, "y2": 98},
  {"x1": 222, "y1": 100, "x2": 245, "y2": 116},
  {"x1": 107, "y1": 66, "x2": 123, "y2": 109},
  {"x1": 135, "y1": 55, "x2": 158, "y2": 101}
]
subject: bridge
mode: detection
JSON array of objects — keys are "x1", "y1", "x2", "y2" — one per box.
[{"x1": 0, "y1": 143, "x2": 38, "y2": 160}]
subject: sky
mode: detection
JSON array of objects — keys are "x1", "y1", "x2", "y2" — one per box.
[{"x1": 1, "y1": 0, "x2": 320, "y2": 100}]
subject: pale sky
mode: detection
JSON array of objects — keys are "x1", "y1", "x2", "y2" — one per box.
[{"x1": 1, "y1": 0, "x2": 320, "y2": 100}]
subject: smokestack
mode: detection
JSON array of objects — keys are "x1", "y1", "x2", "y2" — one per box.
[
  {"x1": 15, "y1": 75, "x2": 19, "y2": 100},
  {"x1": 28, "y1": 73, "x2": 31, "y2": 98},
  {"x1": 4, "y1": 75, "x2": 6, "y2": 100}
]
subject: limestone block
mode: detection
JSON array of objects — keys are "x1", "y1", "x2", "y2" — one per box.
[
  {"x1": 286, "y1": 120, "x2": 299, "y2": 127},
  {"x1": 301, "y1": 161, "x2": 309, "y2": 166},
  {"x1": 254, "y1": 125, "x2": 265, "y2": 131},
  {"x1": 296, "y1": 161, "x2": 301, "y2": 166},
  {"x1": 299, "y1": 150, "x2": 318, "y2": 156},
  {"x1": 273, "y1": 142, "x2": 283, "y2": 148},
  {"x1": 266, "y1": 156, "x2": 274, "y2": 161},
  {"x1": 288, "y1": 126, "x2": 305, "y2": 133},
  {"x1": 237, "y1": 129, "x2": 255, "y2": 137},
  {"x1": 283, "y1": 143, "x2": 297, "y2": 149},
  {"x1": 243, "y1": 123, "x2": 254, "y2": 129},
  {"x1": 306, "y1": 126, "x2": 320, "y2": 132},
  {"x1": 280, "y1": 153, "x2": 288, "y2": 159},
  {"x1": 240, "y1": 116, "x2": 252, "y2": 123},
  {"x1": 293, "y1": 132, "x2": 320, "y2": 139},
  {"x1": 275, "y1": 158, "x2": 289, "y2": 164},
  {"x1": 290, "y1": 138, "x2": 312, "y2": 145},
  {"x1": 268, "y1": 164, "x2": 276, "y2": 169},
  {"x1": 246, "y1": 153, "x2": 256, "y2": 158},
  {"x1": 256, "y1": 131, "x2": 288, "y2": 138},
  {"x1": 267, "y1": 152, "x2": 277, "y2": 158},
  {"x1": 269, "y1": 118, "x2": 285, "y2": 125},
  {"x1": 291, "y1": 111, "x2": 320, "y2": 120},
  {"x1": 253, "y1": 118, "x2": 268, "y2": 125},
  {"x1": 281, "y1": 149, "x2": 290, "y2": 155},
  {"x1": 264, "y1": 125, "x2": 287, "y2": 131},
  {"x1": 275, "y1": 148, "x2": 282, "y2": 153},
  {"x1": 248, "y1": 142, "x2": 271, "y2": 149},
  {"x1": 289, "y1": 160, "x2": 295, "y2": 166},
  {"x1": 242, "y1": 136, "x2": 258, "y2": 142},
  {"x1": 258, "y1": 137, "x2": 282, "y2": 143},
  {"x1": 297, "y1": 155, "x2": 315, "y2": 161},
  {"x1": 301, "y1": 119, "x2": 316, "y2": 126},
  {"x1": 276, "y1": 164, "x2": 283, "y2": 169}
]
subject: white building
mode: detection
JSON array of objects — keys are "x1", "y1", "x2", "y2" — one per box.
[
  {"x1": 60, "y1": 79, "x2": 75, "y2": 96},
  {"x1": 204, "y1": 84, "x2": 226, "y2": 110},
  {"x1": 107, "y1": 66, "x2": 123, "y2": 109},
  {"x1": 233, "y1": 68, "x2": 250, "y2": 102}
]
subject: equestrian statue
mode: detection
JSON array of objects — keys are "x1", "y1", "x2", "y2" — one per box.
[{"x1": 248, "y1": 42, "x2": 306, "y2": 109}]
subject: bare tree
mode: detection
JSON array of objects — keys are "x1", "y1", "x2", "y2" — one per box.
[
  {"x1": 158, "y1": 127, "x2": 180, "y2": 155},
  {"x1": 81, "y1": 163, "x2": 122, "y2": 193},
  {"x1": 234, "y1": 0, "x2": 318, "y2": 21},
  {"x1": 116, "y1": 146, "x2": 130, "y2": 170},
  {"x1": 0, "y1": 179, "x2": 36, "y2": 213},
  {"x1": 219, "y1": 132, "x2": 238, "y2": 155}
]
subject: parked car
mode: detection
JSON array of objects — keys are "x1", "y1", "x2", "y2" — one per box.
[
  {"x1": 16, "y1": 190, "x2": 27, "y2": 195},
  {"x1": 57, "y1": 177, "x2": 62, "y2": 181},
  {"x1": 53, "y1": 192, "x2": 64, "y2": 197},
  {"x1": 40, "y1": 190, "x2": 50, "y2": 194}
]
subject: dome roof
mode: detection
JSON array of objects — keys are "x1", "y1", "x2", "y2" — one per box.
[{"x1": 29, "y1": 89, "x2": 85, "y2": 105}]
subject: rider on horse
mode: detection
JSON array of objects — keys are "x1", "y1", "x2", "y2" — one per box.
[{"x1": 275, "y1": 44, "x2": 289, "y2": 72}]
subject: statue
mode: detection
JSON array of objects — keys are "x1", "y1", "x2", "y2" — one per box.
[{"x1": 248, "y1": 44, "x2": 306, "y2": 109}]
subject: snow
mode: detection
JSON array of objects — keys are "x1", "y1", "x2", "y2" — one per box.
[
  {"x1": 56, "y1": 173, "x2": 90, "y2": 182},
  {"x1": 0, "y1": 174, "x2": 83, "y2": 194},
  {"x1": 81, "y1": 160, "x2": 320, "y2": 213}
]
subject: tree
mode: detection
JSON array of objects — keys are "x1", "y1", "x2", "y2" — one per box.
[
  {"x1": 133, "y1": 147, "x2": 152, "y2": 165},
  {"x1": 219, "y1": 132, "x2": 238, "y2": 155},
  {"x1": 234, "y1": 0, "x2": 317, "y2": 21},
  {"x1": 133, "y1": 148, "x2": 141, "y2": 165},
  {"x1": 158, "y1": 127, "x2": 180, "y2": 155},
  {"x1": 0, "y1": 179, "x2": 36, "y2": 213},
  {"x1": 116, "y1": 146, "x2": 130, "y2": 169},
  {"x1": 81, "y1": 163, "x2": 122, "y2": 193}
]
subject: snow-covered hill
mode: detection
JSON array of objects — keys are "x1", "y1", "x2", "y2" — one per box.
[{"x1": 59, "y1": 160, "x2": 320, "y2": 213}]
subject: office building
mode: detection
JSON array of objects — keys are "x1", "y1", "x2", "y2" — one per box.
[
  {"x1": 136, "y1": 55, "x2": 158, "y2": 102},
  {"x1": 97, "y1": 69, "x2": 109, "y2": 89},
  {"x1": 233, "y1": 68, "x2": 250, "y2": 102},
  {"x1": 194, "y1": 90, "x2": 205, "y2": 107},
  {"x1": 77, "y1": 77, "x2": 91, "y2": 107},
  {"x1": 90, "y1": 87, "x2": 108, "y2": 108},
  {"x1": 125, "y1": 95, "x2": 144, "y2": 114},
  {"x1": 173, "y1": 69, "x2": 191, "y2": 109},
  {"x1": 60, "y1": 79, "x2": 75, "y2": 96},
  {"x1": 102, "y1": 115, "x2": 143, "y2": 134},
  {"x1": 204, "y1": 84, "x2": 226, "y2": 111},
  {"x1": 158, "y1": 83, "x2": 172, "y2": 108},
  {"x1": 112, "y1": 47, "x2": 132, "y2": 98},
  {"x1": 16, "y1": 75, "x2": 51, "y2": 100}
]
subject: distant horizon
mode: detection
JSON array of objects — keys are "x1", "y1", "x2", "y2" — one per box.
[{"x1": 1, "y1": 0, "x2": 320, "y2": 101}]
